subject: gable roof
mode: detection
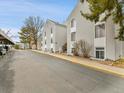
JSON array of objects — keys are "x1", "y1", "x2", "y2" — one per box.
[
  {"x1": 65, "y1": 0, "x2": 80, "y2": 23},
  {"x1": 0, "y1": 30, "x2": 15, "y2": 45},
  {"x1": 47, "y1": 19, "x2": 66, "y2": 27},
  {"x1": 42, "y1": 19, "x2": 67, "y2": 34}
]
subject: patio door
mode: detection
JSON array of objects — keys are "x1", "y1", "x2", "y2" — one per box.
[{"x1": 95, "y1": 47, "x2": 105, "y2": 59}]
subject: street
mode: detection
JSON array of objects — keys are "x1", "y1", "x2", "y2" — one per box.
[{"x1": 0, "y1": 50, "x2": 124, "y2": 93}]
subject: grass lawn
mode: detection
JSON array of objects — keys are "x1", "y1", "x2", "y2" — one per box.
[
  {"x1": 112, "y1": 58, "x2": 124, "y2": 68},
  {"x1": 100, "y1": 58, "x2": 124, "y2": 69}
]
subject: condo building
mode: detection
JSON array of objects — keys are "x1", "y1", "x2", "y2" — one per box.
[
  {"x1": 42, "y1": 19, "x2": 67, "y2": 53},
  {"x1": 65, "y1": 0, "x2": 124, "y2": 61}
]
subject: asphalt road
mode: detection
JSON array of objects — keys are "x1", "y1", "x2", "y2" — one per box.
[{"x1": 0, "y1": 50, "x2": 124, "y2": 93}]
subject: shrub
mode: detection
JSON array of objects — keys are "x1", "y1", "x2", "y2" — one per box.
[
  {"x1": 14, "y1": 44, "x2": 19, "y2": 49},
  {"x1": 73, "y1": 42, "x2": 80, "y2": 56},
  {"x1": 78, "y1": 40, "x2": 91, "y2": 58},
  {"x1": 62, "y1": 43, "x2": 67, "y2": 53},
  {"x1": 72, "y1": 40, "x2": 91, "y2": 57}
]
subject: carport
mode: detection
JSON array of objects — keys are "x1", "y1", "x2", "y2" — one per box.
[{"x1": 0, "y1": 30, "x2": 14, "y2": 45}]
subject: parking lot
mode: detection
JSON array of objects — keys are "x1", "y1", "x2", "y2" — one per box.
[
  {"x1": 0, "y1": 50, "x2": 124, "y2": 93},
  {"x1": 0, "y1": 30, "x2": 14, "y2": 57},
  {"x1": 0, "y1": 50, "x2": 15, "y2": 93}
]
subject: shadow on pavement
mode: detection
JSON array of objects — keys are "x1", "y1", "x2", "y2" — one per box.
[{"x1": 0, "y1": 51, "x2": 15, "y2": 93}]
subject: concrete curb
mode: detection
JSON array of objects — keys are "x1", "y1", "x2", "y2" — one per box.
[{"x1": 32, "y1": 50, "x2": 124, "y2": 78}]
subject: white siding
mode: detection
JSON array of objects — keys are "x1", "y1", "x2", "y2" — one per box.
[
  {"x1": 55, "y1": 25, "x2": 67, "y2": 52},
  {"x1": 42, "y1": 20, "x2": 67, "y2": 53},
  {"x1": 66, "y1": 1, "x2": 94, "y2": 57},
  {"x1": 65, "y1": 0, "x2": 124, "y2": 60},
  {"x1": 105, "y1": 17, "x2": 116, "y2": 60}
]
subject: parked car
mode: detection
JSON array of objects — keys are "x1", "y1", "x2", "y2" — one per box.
[
  {"x1": 4, "y1": 45, "x2": 9, "y2": 52},
  {"x1": 0, "y1": 46, "x2": 6, "y2": 55}
]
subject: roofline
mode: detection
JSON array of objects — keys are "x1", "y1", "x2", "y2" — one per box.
[
  {"x1": 41, "y1": 19, "x2": 67, "y2": 35},
  {"x1": 65, "y1": 0, "x2": 81, "y2": 23},
  {"x1": 47, "y1": 19, "x2": 66, "y2": 27},
  {"x1": 0, "y1": 30, "x2": 15, "y2": 45}
]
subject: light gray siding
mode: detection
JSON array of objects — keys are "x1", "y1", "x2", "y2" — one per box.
[
  {"x1": 66, "y1": 1, "x2": 94, "y2": 57},
  {"x1": 65, "y1": 0, "x2": 124, "y2": 61},
  {"x1": 42, "y1": 20, "x2": 67, "y2": 53}
]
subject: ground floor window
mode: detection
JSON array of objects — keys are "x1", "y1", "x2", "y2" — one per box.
[
  {"x1": 45, "y1": 40, "x2": 46, "y2": 45},
  {"x1": 45, "y1": 48, "x2": 47, "y2": 52},
  {"x1": 71, "y1": 32, "x2": 76, "y2": 41},
  {"x1": 71, "y1": 48, "x2": 75, "y2": 53},
  {"x1": 96, "y1": 47, "x2": 105, "y2": 59}
]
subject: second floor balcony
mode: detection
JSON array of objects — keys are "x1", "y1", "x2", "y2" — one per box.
[
  {"x1": 51, "y1": 33, "x2": 53, "y2": 37},
  {"x1": 51, "y1": 43, "x2": 53, "y2": 48},
  {"x1": 94, "y1": 37, "x2": 106, "y2": 47},
  {"x1": 71, "y1": 41, "x2": 76, "y2": 48},
  {"x1": 45, "y1": 36, "x2": 47, "y2": 40},
  {"x1": 71, "y1": 19, "x2": 76, "y2": 33},
  {"x1": 71, "y1": 26, "x2": 76, "y2": 33}
]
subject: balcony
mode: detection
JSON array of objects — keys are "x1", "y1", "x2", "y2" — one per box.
[
  {"x1": 94, "y1": 37, "x2": 106, "y2": 47},
  {"x1": 45, "y1": 36, "x2": 47, "y2": 40},
  {"x1": 71, "y1": 27, "x2": 76, "y2": 33},
  {"x1": 94, "y1": 22, "x2": 106, "y2": 47},
  {"x1": 51, "y1": 43, "x2": 53, "y2": 48},
  {"x1": 71, "y1": 41, "x2": 76, "y2": 48},
  {"x1": 51, "y1": 34, "x2": 53, "y2": 37},
  {"x1": 45, "y1": 45, "x2": 47, "y2": 48}
]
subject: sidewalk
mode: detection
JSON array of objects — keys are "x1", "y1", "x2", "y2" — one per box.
[{"x1": 33, "y1": 50, "x2": 124, "y2": 78}]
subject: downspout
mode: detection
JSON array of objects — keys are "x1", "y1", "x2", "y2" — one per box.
[{"x1": 121, "y1": 41, "x2": 123, "y2": 58}]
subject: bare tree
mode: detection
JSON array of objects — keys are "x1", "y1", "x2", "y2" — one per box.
[
  {"x1": 62, "y1": 43, "x2": 67, "y2": 53},
  {"x1": 78, "y1": 40, "x2": 92, "y2": 58},
  {"x1": 73, "y1": 41, "x2": 80, "y2": 56},
  {"x1": 24, "y1": 16, "x2": 44, "y2": 49},
  {"x1": 72, "y1": 40, "x2": 92, "y2": 57}
]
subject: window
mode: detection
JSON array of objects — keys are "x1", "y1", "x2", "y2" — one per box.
[
  {"x1": 95, "y1": 24, "x2": 105, "y2": 38},
  {"x1": 122, "y1": 7, "x2": 124, "y2": 14},
  {"x1": 96, "y1": 47, "x2": 105, "y2": 59},
  {"x1": 45, "y1": 48, "x2": 47, "y2": 51},
  {"x1": 51, "y1": 48, "x2": 53, "y2": 52},
  {"x1": 51, "y1": 28, "x2": 53, "y2": 34},
  {"x1": 71, "y1": 32, "x2": 76, "y2": 41},
  {"x1": 71, "y1": 48, "x2": 75, "y2": 53},
  {"x1": 44, "y1": 32, "x2": 46, "y2": 36},
  {"x1": 51, "y1": 39, "x2": 53, "y2": 43},
  {"x1": 71, "y1": 19, "x2": 76, "y2": 28},
  {"x1": 45, "y1": 41, "x2": 46, "y2": 45}
]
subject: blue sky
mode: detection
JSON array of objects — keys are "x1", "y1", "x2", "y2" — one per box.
[{"x1": 0, "y1": 0, "x2": 77, "y2": 42}]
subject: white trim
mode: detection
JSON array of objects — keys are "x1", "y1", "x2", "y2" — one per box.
[
  {"x1": 94, "y1": 22, "x2": 107, "y2": 60},
  {"x1": 95, "y1": 21, "x2": 105, "y2": 26},
  {"x1": 90, "y1": 57, "x2": 105, "y2": 61},
  {"x1": 51, "y1": 33, "x2": 53, "y2": 37},
  {"x1": 95, "y1": 47, "x2": 105, "y2": 60}
]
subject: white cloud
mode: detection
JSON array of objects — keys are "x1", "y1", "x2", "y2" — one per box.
[
  {"x1": 0, "y1": 0, "x2": 75, "y2": 42},
  {"x1": 0, "y1": 0, "x2": 70, "y2": 17}
]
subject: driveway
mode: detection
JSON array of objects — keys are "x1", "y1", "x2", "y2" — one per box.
[{"x1": 0, "y1": 50, "x2": 124, "y2": 93}]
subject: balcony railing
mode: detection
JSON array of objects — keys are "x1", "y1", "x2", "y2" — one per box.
[
  {"x1": 45, "y1": 45, "x2": 47, "y2": 48},
  {"x1": 51, "y1": 43, "x2": 53, "y2": 48},
  {"x1": 51, "y1": 34, "x2": 53, "y2": 37},
  {"x1": 71, "y1": 41, "x2": 76, "y2": 48},
  {"x1": 45, "y1": 36, "x2": 47, "y2": 40},
  {"x1": 94, "y1": 37, "x2": 106, "y2": 47},
  {"x1": 71, "y1": 27, "x2": 76, "y2": 33}
]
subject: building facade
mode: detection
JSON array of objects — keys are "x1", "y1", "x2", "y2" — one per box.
[
  {"x1": 42, "y1": 19, "x2": 67, "y2": 53},
  {"x1": 65, "y1": 0, "x2": 124, "y2": 61}
]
